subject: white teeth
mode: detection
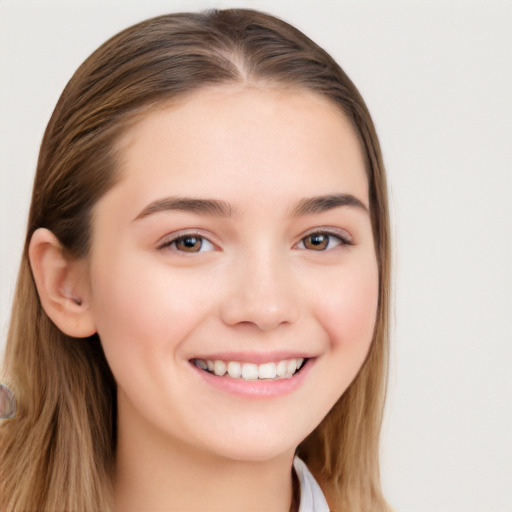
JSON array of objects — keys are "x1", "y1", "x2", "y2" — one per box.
[
  {"x1": 213, "y1": 360, "x2": 226, "y2": 376},
  {"x1": 194, "y1": 357, "x2": 307, "y2": 380},
  {"x1": 276, "y1": 360, "x2": 287, "y2": 378},
  {"x1": 286, "y1": 359, "x2": 297, "y2": 374},
  {"x1": 241, "y1": 363, "x2": 259, "y2": 380},
  {"x1": 258, "y1": 362, "x2": 277, "y2": 379},
  {"x1": 227, "y1": 361, "x2": 242, "y2": 378}
]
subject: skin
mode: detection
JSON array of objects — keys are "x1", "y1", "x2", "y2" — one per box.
[{"x1": 31, "y1": 85, "x2": 379, "y2": 511}]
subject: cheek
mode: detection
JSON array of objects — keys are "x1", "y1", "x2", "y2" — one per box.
[
  {"x1": 298, "y1": 256, "x2": 379, "y2": 430},
  {"x1": 314, "y1": 258, "x2": 379, "y2": 353},
  {"x1": 88, "y1": 255, "x2": 216, "y2": 372}
]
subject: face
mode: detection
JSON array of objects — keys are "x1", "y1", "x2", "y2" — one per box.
[{"x1": 86, "y1": 85, "x2": 379, "y2": 462}]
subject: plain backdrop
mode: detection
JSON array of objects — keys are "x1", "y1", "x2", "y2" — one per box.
[{"x1": 1, "y1": 1, "x2": 511, "y2": 511}]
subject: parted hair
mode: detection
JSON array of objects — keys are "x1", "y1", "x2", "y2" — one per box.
[{"x1": 0, "y1": 8, "x2": 390, "y2": 511}]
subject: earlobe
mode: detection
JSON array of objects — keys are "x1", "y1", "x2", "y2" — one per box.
[{"x1": 28, "y1": 228, "x2": 97, "y2": 338}]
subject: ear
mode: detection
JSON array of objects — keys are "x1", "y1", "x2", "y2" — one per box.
[{"x1": 28, "y1": 228, "x2": 97, "y2": 338}]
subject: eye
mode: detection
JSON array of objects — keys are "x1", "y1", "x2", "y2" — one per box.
[
  {"x1": 298, "y1": 231, "x2": 351, "y2": 251},
  {"x1": 159, "y1": 234, "x2": 215, "y2": 253}
]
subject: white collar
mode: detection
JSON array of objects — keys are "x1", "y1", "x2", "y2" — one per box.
[{"x1": 293, "y1": 456, "x2": 330, "y2": 512}]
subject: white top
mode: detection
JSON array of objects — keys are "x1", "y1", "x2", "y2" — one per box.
[{"x1": 294, "y1": 456, "x2": 330, "y2": 512}]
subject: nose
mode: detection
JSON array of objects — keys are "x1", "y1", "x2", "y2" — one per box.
[{"x1": 220, "y1": 251, "x2": 300, "y2": 332}]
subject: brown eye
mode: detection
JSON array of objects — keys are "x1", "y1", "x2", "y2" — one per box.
[
  {"x1": 303, "y1": 233, "x2": 329, "y2": 250},
  {"x1": 174, "y1": 235, "x2": 204, "y2": 252},
  {"x1": 300, "y1": 232, "x2": 348, "y2": 251},
  {"x1": 159, "y1": 233, "x2": 215, "y2": 253}
]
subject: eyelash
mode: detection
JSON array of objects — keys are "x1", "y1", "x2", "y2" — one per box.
[
  {"x1": 157, "y1": 229, "x2": 353, "y2": 254},
  {"x1": 296, "y1": 230, "x2": 353, "y2": 251},
  {"x1": 157, "y1": 231, "x2": 215, "y2": 253}
]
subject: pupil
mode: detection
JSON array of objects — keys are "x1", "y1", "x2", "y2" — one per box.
[
  {"x1": 183, "y1": 236, "x2": 198, "y2": 247},
  {"x1": 177, "y1": 236, "x2": 202, "y2": 252},
  {"x1": 305, "y1": 233, "x2": 328, "y2": 251},
  {"x1": 311, "y1": 234, "x2": 325, "y2": 245}
]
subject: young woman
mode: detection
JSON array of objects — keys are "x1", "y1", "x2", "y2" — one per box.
[{"x1": 0, "y1": 8, "x2": 391, "y2": 512}]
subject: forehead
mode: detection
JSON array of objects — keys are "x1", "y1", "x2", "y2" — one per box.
[{"x1": 104, "y1": 84, "x2": 369, "y2": 216}]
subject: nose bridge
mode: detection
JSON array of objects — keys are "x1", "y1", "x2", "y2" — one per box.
[{"x1": 220, "y1": 244, "x2": 299, "y2": 331}]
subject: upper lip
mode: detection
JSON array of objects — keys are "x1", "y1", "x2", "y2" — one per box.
[{"x1": 189, "y1": 351, "x2": 315, "y2": 365}]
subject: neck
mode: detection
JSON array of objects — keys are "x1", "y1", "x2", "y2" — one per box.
[{"x1": 113, "y1": 397, "x2": 296, "y2": 512}]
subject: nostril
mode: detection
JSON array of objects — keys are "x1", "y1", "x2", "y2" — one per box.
[
  {"x1": 221, "y1": 301, "x2": 299, "y2": 332},
  {"x1": 219, "y1": 262, "x2": 300, "y2": 330}
]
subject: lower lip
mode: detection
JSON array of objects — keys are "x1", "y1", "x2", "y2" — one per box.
[{"x1": 190, "y1": 359, "x2": 314, "y2": 398}]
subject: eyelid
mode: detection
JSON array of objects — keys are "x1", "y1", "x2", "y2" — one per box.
[
  {"x1": 293, "y1": 227, "x2": 354, "y2": 254},
  {"x1": 299, "y1": 226, "x2": 353, "y2": 244},
  {"x1": 155, "y1": 226, "x2": 353, "y2": 252},
  {"x1": 156, "y1": 229, "x2": 218, "y2": 252}
]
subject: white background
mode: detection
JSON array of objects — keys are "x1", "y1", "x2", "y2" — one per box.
[{"x1": 1, "y1": 1, "x2": 511, "y2": 511}]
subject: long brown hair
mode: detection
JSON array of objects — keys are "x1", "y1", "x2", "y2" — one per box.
[{"x1": 0, "y1": 9, "x2": 390, "y2": 511}]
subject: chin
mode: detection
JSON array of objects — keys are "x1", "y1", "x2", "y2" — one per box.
[
  {"x1": 195, "y1": 427, "x2": 303, "y2": 464},
  {"x1": 215, "y1": 445, "x2": 296, "y2": 464}
]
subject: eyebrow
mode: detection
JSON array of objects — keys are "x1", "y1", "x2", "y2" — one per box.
[
  {"x1": 291, "y1": 194, "x2": 369, "y2": 216},
  {"x1": 133, "y1": 197, "x2": 233, "y2": 221},
  {"x1": 133, "y1": 193, "x2": 368, "y2": 222}
]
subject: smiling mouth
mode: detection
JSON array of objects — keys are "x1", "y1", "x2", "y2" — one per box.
[{"x1": 191, "y1": 358, "x2": 308, "y2": 381}]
